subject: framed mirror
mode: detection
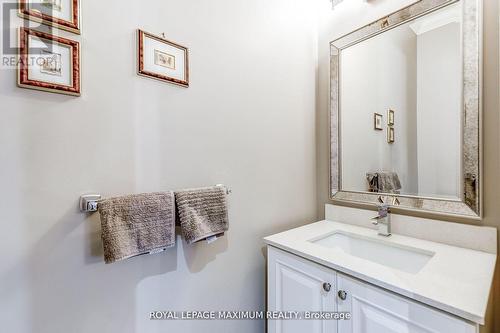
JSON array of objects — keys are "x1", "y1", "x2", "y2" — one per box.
[{"x1": 330, "y1": 0, "x2": 482, "y2": 219}]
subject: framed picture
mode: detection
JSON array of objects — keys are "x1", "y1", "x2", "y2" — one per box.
[
  {"x1": 388, "y1": 109, "x2": 395, "y2": 126},
  {"x1": 18, "y1": 0, "x2": 81, "y2": 34},
  {"x1": 18, "y1": 28, "x2": 81, "y2": 96},
  {"x1": 387, "y1": 127, "x2": 395, "y2": 143},
  {"x1": 374, "y1": 113, "x2": 383, "y2": 130},
  {"x1": 137, "y1": 29, "x2": 189, "y2": 87}
]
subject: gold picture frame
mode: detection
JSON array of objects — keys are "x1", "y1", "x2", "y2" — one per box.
[
  {"x1": 387, "y1": 127, "x2": 395, "y2": 144},
  {"x1": 374, "y1": 113, "x2": 383, "y2": 130},
  {"x1": 17, "y1": 28, "x2": 81, "y2": 96},
  {"x1": 388, "y1": 109, "x2": 395, "y2": 126},
  {"x1": 18, "y1": 0, "x2": 81, "y2": 35},
  {"x1": 137, "y1": 29, "x2": 189, "y2": 88}
]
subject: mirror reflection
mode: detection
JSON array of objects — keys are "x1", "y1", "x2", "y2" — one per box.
[{"x1": 340, "y1": 3, "x2": 463, "y2": 200}]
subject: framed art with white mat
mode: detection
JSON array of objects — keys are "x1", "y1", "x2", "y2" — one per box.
[
  {"x1": 18, "y1": 28, "x2": 81, "y2": 96},
  {"x1": 19, "y1": 0, "x2": 81, "y2": 34},
  {"x1": 137, "y1": 29, "x2": 189, "y2": 88}
]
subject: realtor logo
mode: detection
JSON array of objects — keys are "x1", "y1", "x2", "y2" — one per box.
[{"x1": 1, "y1": 2, "x2": 55, "y2": 69}]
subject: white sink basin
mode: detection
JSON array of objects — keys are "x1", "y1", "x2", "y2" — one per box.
[{"x1": 310, "y1": 231, "x2": 435, "y2": 274}]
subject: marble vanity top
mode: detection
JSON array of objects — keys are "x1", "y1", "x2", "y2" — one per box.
[{"x1": 264, "y1": 220, "x2": 497, "y2": 324}]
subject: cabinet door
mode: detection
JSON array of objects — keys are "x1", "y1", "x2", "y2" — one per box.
[
  {"x1": 337, "y1": 273, "x2": 477, "y2": 333},
  {"x1": 268, "y1": 246, "x2": 337, "y2": 333}
]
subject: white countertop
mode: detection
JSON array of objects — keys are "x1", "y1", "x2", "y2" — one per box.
[{"x1": 264, "y1": 220, "x2": 497, "y2": 325}]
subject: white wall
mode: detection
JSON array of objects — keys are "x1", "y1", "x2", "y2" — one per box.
[
  {"x1": 341, "y1": 24, "x2": 418, "y2": 194},
  {"x1": 0, "y1": 0, "x2": 319, "y2": 332},
  {"x1": 416, "y1": 22, "x2": 462, "y2": 199}
]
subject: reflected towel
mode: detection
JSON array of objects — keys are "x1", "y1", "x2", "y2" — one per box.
[
  {"x1": 366, "y1": 172, "x2": 379, "y2": 192},
  {"x1": 366, "y1": 172, "x2": 402, "y2": 194},
  {"x1": 377, "y1": 172, "x2": 402, "y2": 194},
  {"x1": 98, "y1": 192, "x2": 175, "y2": 264},
  {"x1": 175, "y1": 186, "x2": 229, "y2": 245}
]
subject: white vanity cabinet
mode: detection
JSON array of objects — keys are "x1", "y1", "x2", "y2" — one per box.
[
  {"x1": 336, "y1": 274, "x2": 476, "y2": 333},
  {"x1": 267, "y1": 245, "x2": 337, "y2": 333},
  {"x1": 267, "y1": 246, "x2": 478, "y2": 333}
]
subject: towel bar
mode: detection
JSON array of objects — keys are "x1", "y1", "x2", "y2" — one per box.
[{"x1": 79, "y1": 184, "x2": 232, "y2": 213}]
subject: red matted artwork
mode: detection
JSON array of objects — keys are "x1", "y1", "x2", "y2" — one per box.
[
  {"x1": 137, "y1": 29, "x2": 189, "y2": 88},
  {"x1": 18, "y1": 0, "x2": 81, "y2": 34},
  {"x1": 18, "y1": 28, "x2": 81, "y2": 96}
]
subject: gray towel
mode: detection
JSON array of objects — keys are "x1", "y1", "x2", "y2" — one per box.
[
  {"x1": 98, "y1": 192, "x2": 175, "y2": 264},
  {"x1": 366, "y1": 172, "x2": 402, "y2": 194},
  {"x1": 377, "y1": 172, "x2": 402, "y2": 194},
  {"x1": 175, "y1": 186, "x2": 229, "y2": 245},
  {"x1": 366, "y1": 172, "x2": 379, "y2": 192}
]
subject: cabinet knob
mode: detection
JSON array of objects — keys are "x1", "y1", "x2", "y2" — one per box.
[
  {"x1": 338, "y1": 290, "x2": 348, "y2": 300},
  {"x1": 322, "y1": 282, "x2": 332, "y2": 292}
]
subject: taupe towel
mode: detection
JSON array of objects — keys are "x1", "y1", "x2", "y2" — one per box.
[
  {"x1": 366, "y1": 172, "x2": 379, "y2": 192},
  {"x1": 366, "y1": 172, "x2": 402, "y2": 194},
  {"x1": 175, "y1": 186, "x2": 229, "y2": 245},
  {"x1": 98, "y1": 192, "x2": 175, "y2": 264},
  {"x1": 378, "y1": 172, "x2": 401, "y2": 193}
]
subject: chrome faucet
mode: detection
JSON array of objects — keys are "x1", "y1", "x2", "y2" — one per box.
[{"x1": 371, "y1": 203, "x2": 391, "y2": 237}]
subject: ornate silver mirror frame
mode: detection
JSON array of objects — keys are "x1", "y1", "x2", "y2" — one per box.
[{"x1": 330, "y1": 0, "x2": 482, "y2": 219}]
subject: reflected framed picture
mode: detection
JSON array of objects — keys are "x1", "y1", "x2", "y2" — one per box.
[
  {"x1": 137, "y1": 29, "x2": 189, "y2": 88},
  {"x1": 18, "y1": 28, "x2": 81, "y2": 96},
  {"x1": 387, "y1": 127, "x2": 395, "y2": 143},
  {"x1": 388, "y1": 109, "x2": 395, "y2": 126},
  {"x1": 18, "y1": 0, "x2": 81, "y2": 34},
  {"x1": 374, "y1": 113, "x2": 383, "y2": 130}
]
